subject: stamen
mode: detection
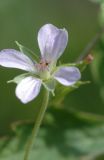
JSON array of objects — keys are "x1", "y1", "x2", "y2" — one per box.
[{"x1": 36, "y1": 59, "x2": 50, "y2": 72}]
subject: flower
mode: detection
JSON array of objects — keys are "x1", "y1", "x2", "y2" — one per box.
[{"x1": 0, "y1": 24, "x2": 81, "y2": 103}]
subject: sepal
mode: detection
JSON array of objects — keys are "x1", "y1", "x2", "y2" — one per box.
[
  {"x1": 43, "y1": 79, "x2": 56, "y2": 95},
  {"x1": 15, "y1": 41, "x2": 39, "y2": 62},
  {"x1": 7, "y1": 73, "x2": 29, "y2": 84}
]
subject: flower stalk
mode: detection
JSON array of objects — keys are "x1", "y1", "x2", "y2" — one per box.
[{"x1": 24, "y1": 89, "x2": 49, "y2": 160}]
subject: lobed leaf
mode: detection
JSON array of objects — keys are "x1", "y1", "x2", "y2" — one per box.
[{"x1": 0, "y1": 108, "x2": 104, "y2": 160}]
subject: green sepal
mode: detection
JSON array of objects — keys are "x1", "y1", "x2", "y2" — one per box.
[
  {"x1": 7, "y1": 73, "x2": 29, "y2": 84},
  {"x1": 72, "y1": 80, "x2": 90, "y2": 88},
  {"x1": 56, "y1": 60, "x2": 88, "y2": 73},
  {"x1": 43, "y1": 79, "x2": 56, "y2": 96},
  {"x1": 15, "y1": 41, "x2": 39, "y2": 62}
]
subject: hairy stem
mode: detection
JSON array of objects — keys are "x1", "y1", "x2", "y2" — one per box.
[{"x1": 24, "y1": 89, "x2": 49, "y2": 160}]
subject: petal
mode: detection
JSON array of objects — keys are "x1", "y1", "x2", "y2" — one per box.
[
  {"x1": 53, "y1": 67, "x2": 81, "y2": 86},
  {"x1": 15, "y1": 76, "x2": 42, "y2": 103},
  {"x1": 0, "y1": 49, "x2": 36, "y2": 72},
  {"x1": 38, "y1": 24, "x2": 68, "y2": 62}
]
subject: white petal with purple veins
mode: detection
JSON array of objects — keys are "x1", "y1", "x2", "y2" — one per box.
[
  {"x1": 0, "y1": 49, "x2": 36, "y2": 72},
  {"x1": 53, "y1": 67, "x2": 81, "y2": 86},
  {"x1": 38, "y1": 24, "x2": 68, "y2": 62},
  {"x1": 15, "y1": 76, "x2": 42, "y2": 103}
]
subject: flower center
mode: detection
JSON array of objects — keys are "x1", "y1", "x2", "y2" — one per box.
[
  {"x1": 36, "y1": 59, "x2": 50, "y2": 71},
  {"x1": 36, "y1": 59, "x2": 51, "y2": 80}
]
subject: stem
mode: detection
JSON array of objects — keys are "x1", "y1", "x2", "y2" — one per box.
[
  {"x1": 24, "y1": 89, "x2": 49, "y2": 160},
  {"x1": 77, "y1": 28, "x2": 104, "y2": 62}
]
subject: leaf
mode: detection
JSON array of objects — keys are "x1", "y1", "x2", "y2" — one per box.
[
  {"x1": 1, "y1": 108, "x2": 104, "y2": 160},
  {"x1": 15, "y1": 41, "x2": 39, "y2": 62}
]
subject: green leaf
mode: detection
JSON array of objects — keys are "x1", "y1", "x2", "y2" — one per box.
[
  {"x1": 15, "y1": 41, "x2": 39, "y2": 62},
  {"x1": 0, "y1": 108, "x2": 104, "y2": 160}
]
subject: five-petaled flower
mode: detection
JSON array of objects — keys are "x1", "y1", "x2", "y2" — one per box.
[{"x1": 0, "y1": 24, "x2": 81, "y2": 103}]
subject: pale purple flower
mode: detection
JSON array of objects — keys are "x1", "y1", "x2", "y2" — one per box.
[{"x1": 0, "y1": 24, "x2": 81, "y2": 103}]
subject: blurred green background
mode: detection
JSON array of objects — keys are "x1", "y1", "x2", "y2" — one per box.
[{"x1": 0, "y1": 0, "x2": 103, "y2": 136}]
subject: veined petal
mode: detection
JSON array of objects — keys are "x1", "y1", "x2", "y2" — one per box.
[
  {"x1": 38, "y1": 24, "x2": 68, "y2": 62},
  {"x1": 0, "y1": 49, "x2": 36, "y2": 72},
  {"x1": 53, "y1": 67, "x2": 81, "y2": 86},
  {"x1": 15, "y1": 76, "x2": 42, "y2": 103}
]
